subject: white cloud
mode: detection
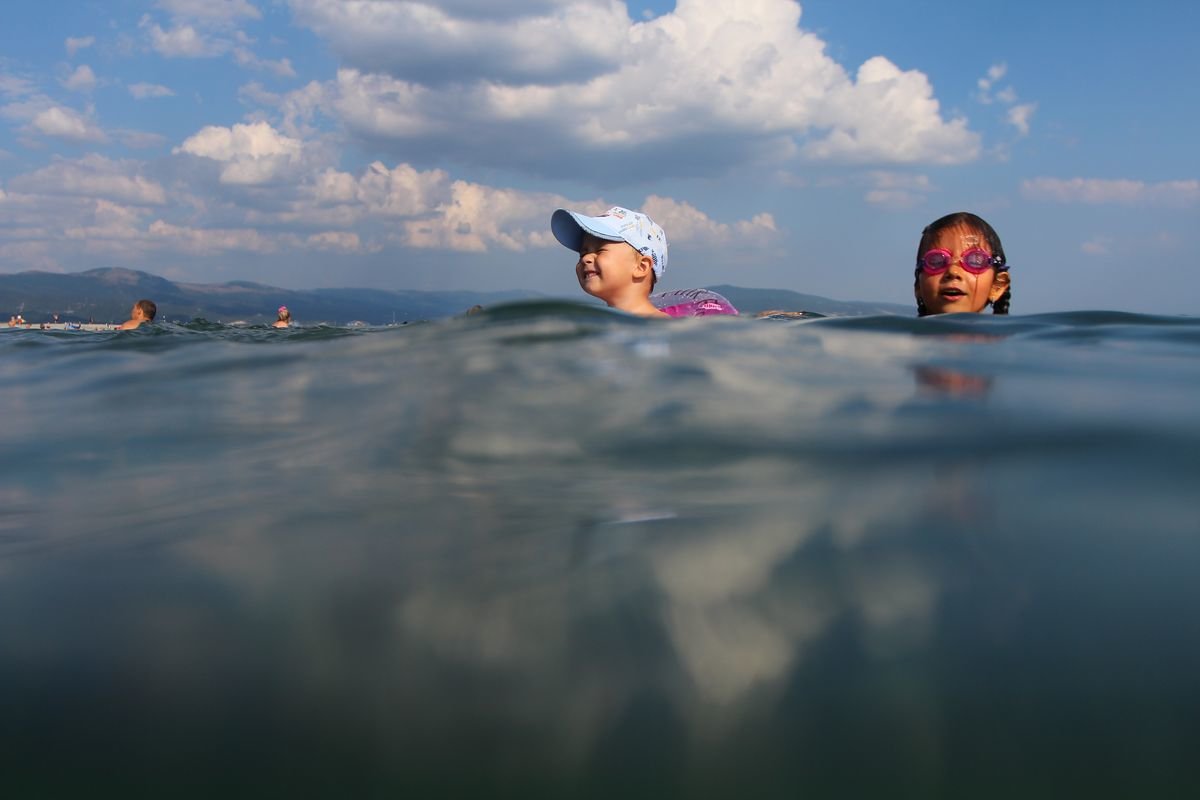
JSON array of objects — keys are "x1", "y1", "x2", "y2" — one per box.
[
  {"x1": 175, "y1": 120, "x2": 304, "y2": 185},
  {"x1": 1022, "y1": 177, "x2": 1199, "y2": 207},
  {"x1": 149, "y1": 220, "x2": 291, "y2": 254},
  {"x1": 1, "y1": 97, "x2": 107, "y2": 144},
  {"x1": 398, "y1": 183, "x2": 775, "y2": 255},
  {"x1": 157, "y1": 0, "x2": 262, "y2": 23},
  {"x1": 224, "y1": 153, "x2": 775, "y2": 259},
  {"x1": 29, "y1": 105, "x2": 108, "y2": 143},
  {"x1": 270, "y1": 158, "x2": 773, "y2": 255},
  {"x1": 62, "y1": 65, "x2": 98, "y2": 92},
  {"x1": 232, "y1": 47, "x2": 296, "y2": 77},
  {"x1": 642, "y1": 195, "x2": 778, "y2": 246},
  {"x1": 802, "y1": 57, "x2": 975, "y2": 164},
  {"x1": 65, "y1": 36, "x2": 96, "y2": 56},
  {"x1": 178, "y1": 121, "x2": 301, "y2": 160},
  {"x1": 0, "y1": 189, "x2": 162, "y2": 268},
  {"x1": 0, "y1": 74, "x2": 37, "y2": 98},
  {"x1": 141, "y1": 17, "x2": 226, "y2": 58},
  {"x1": 341, "y1": 161, "x2": 451, "y2": 217},
  {"x1": 976, "y1": 62, "x2": 1035, "y2": 137},
  {"x1": 402, "y1": 180, "x2": 563, "y2": 252},
  {"x1": 0, "y1": 186, "x2": 290, "y2": 267},
  {"x1": 976, "y1": 62, "x2": 1007, "y2": 104},
  {"x1": 863, "y1": 171, "x2": 933, "y2": 208},
  {"x1": 285, "y1": 0, "x2": 979, "y2": 180},
  {"x1": 288, "y1": 0, "x2": 628, "y2": 85},
  {"x1": 0, "y1": 145, "x2": 776, "y2": 272},
  {"x1": 64, "y1": 199, "x2": 155, "y2": 242},
  {"x1": 117, "y1": 130, "x2": 170, "y2": 149},
  {"x1": 9, "y1": 154, "x2": 166, "y2": 205},
  {"x1": 238, "y1": 79, "x2": 329, "y2": 138},
  {"x1": 307, "y1": 231, "x2": 367, "y2": 252},
  {"x1": 141, "y1": 6, "x2": 295, "y2": 79},
  {"x1": 1007, "y1": 103, "x2": 1036, "y2": 137},
  {"x1": 1081, "y1": 237, "x2": 1112, "y2": 256},
  {"x1": 129, "y1": 82, "x2": 176, "y2": 99}
]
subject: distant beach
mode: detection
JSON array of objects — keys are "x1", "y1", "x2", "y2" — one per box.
[{"x1": 5, "y1": 323, "x2": 118, "y2": 331}]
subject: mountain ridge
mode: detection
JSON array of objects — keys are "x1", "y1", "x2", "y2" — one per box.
[{"x1": 1, "y1": 268, "x2": 911, "y2": 323}]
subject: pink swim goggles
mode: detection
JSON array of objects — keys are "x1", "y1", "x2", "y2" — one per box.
[{"x1": 919, "y1": 247, "x2": 1005, "y2": 275}]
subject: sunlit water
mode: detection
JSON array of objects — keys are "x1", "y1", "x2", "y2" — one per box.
[{"x1": 2, "y1": 303, "x2": 1199, "y2": 796}]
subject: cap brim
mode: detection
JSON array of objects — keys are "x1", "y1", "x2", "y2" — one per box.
[{"x1": 551, "y1": 209, "x2": 624, "y2": 252}]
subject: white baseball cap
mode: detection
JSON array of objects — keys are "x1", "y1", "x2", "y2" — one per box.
[{"x1": 551, "y1": 206, "x2": 669, "y2": 277}]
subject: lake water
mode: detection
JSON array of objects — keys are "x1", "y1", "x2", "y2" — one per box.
[{"x1": 2, "y1": 303, "x2": 1199, "y2": 796}]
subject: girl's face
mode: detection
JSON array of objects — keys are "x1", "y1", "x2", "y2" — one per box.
[{"x1": 915, "y1": 224, "x2": 1010, "y2": 315}]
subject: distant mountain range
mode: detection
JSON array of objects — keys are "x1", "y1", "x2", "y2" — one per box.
[{"x1": 0, "y1": 268, "x2": 911, "y2": 324}]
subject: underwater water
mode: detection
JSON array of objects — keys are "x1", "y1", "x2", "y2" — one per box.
[{"x1": 2, "y1": 304, "x2": 1199, "y2": 797}]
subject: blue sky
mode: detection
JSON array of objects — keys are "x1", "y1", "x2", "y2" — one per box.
[{"x1": 1, "y1": 0, "x2": 1197, "y2": 314}]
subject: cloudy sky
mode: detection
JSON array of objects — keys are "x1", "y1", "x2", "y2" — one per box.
[{"x1": 1, "y1": 0, "x2": 1197, "y2": 313}]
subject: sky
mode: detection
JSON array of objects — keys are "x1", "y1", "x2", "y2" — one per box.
[{"x1": 1, "y1": 0, "x2": 1197, "y2": 314}]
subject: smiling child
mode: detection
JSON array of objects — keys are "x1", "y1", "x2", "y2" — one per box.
[{"x1": 551, "y1": 206, "x2": 669, "y2": 317}]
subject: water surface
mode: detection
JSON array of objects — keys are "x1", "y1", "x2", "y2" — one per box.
[{"x1": 2, "y1": 305, "x2": 1199, "y2": 796}]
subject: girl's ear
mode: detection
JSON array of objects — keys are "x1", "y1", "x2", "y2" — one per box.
[{"x1": 989, "y1": 271, "x2": 1011, "y2": 303}]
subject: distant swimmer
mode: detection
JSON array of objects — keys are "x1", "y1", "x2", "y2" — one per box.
[
  {"x1": 914, "y1": 212, "x2": 1011, "y2": 316},
  {"x1": 272, "y1": 305, "x2": 292, "y2": 328},
  {"x1": 118, "y1": 299, "x2": 157, "y2": 330},
  {"x1": 551, "y1": 206, "x2": 670, "y2": 318}
]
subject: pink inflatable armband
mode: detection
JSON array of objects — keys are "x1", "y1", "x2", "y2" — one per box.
[{"x1": 651, "y1": 288, "x2": 739, "y2": 318}]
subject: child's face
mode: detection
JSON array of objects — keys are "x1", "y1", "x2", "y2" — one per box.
[
  {"x1": 575, "y1": 233, "x2": 645, "y2": 302},
  {"x1": 916, "y1": 224, "x2": 1010, "y2": 315}
]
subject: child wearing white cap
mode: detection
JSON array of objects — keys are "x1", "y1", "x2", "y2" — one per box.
[{"x1": 550, "y1": 206, "x2": 670, "y2": 317}]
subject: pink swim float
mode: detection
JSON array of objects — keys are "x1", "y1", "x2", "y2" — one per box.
[{"x1": 651, "y1": 288, "x2": 739, "y2": 318}]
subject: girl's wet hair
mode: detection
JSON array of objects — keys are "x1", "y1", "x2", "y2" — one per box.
[{"x1": 914, "y1": 211, "x2": 1011, "y2": 316}]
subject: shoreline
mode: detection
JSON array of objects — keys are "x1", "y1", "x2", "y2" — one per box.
[{"x1": 4, "y1": 323, "x2": 119, "y2": 331}]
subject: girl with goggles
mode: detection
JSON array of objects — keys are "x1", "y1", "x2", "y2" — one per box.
[{"x1": 914, "y1": 212, "x2": 1012, "y2": 316}]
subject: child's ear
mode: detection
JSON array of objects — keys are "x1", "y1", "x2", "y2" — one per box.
[
  {"x1": 634, "y1": 254, "x2": 654, "y2": 279},
  {"x1": 989, "y1": 271, "x2": 1011, "y2": 303}
]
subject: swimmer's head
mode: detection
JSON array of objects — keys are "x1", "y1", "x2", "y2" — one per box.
[
  {"x1": 551, "y1": 206, "x2": 668, "y2": 281},
  {"x1": 133, "y1": 298, "x2": 157, "y2": 321},
  {"x1": 914, "y1": 212, "x2": 1011, "y2": 316}
]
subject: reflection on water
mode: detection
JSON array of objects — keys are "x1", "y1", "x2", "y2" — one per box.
[
  {"x1": 2, "y1": 307, "x2": 1200, "y2": 795},
  {"x1": 913, "y1": 364, "x2": 993, "y2": 396}
]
